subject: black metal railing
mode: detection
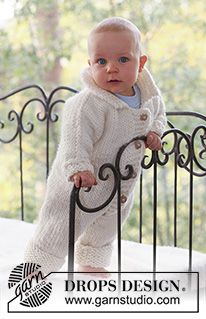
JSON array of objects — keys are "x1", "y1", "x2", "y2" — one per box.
[
  {"x1": 1, "y1": 86, "x2": 206, "y2": 278},
  {"x1": 67, "y1": 123, "x2": 206, "y2": 278},
  {"x1": 0, "y1": 85, "x2": 77, "y2": 220}
]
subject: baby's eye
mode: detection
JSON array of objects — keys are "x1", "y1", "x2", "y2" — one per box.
[
  {"x1": 119, "y1": 56, "x2": 129, "y2": 63},
  {"x1": 97, "y1": 58, "x2": 106, "y2": 65}
]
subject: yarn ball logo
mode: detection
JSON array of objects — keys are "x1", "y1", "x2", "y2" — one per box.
[{"x1": 8, "y1": 263, "x2": 52, "y2": 307}]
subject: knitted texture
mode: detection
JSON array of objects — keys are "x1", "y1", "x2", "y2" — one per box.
[
  {"x1": 75, "y1": 191, "x2": 135, "y2": 268},
  {"x1": 75, "y1": 242, "x2": 113, "y2": 268},
  {"x1": 24, "y1": 66, "x2": 167, "y2": 273},
  {"x1": 24, "y1": 240, "x2": 65, "y2": 275}
]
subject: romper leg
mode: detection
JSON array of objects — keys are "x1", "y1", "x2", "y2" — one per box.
[
  {"x1": 75, "y1": 193, "x2": 134, "y2": 268},
  {"x1": 24, "y1": 178, "x2": 98, "y2": 275}
]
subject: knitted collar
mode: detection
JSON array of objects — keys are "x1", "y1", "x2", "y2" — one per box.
[{"x1": 80, "y1": 66, "x2": 163, "y2": 110}]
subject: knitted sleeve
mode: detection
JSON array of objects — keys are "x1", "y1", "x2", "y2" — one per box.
[
  {"x1": 150, "y1": 96, "x2": 167, "y2": 137},
  {"x1": 59, "y1": 92, "x2": 105, "y2": 180}
]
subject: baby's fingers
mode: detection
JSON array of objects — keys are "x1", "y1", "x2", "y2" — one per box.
[
  {"x1": 150, "y1": 139, "x2": 162, "y2": 150},
  {"x1": 81, "y1": 174, "x2": 97, "y2": 187},
  {"x1": 73, "y1": 174, "x2": 81, "y2": 188}
]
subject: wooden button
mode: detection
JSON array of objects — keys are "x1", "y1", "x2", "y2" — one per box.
[
  {"x1": 120, "y1": 194, "x2": 127, "y2": 204},
  {"x1": 134, "y1": 141, "x2": 141, "y2": 149},
  {"x1": 140, "y1": 113, "x2": 148, "y2": 121},
  {"x1": 132, "y1": 171, "x2": 137, "y2": 178}
]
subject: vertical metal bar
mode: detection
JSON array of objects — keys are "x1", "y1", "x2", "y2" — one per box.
[
  {"x1": 117, "y1": 181, "x2": 121, "y2": 293},
  {"x1": 139, "y1": 172, "x2": 143, "y2": 243},
  {"x1": 153, "y1": 158, "x2": 157, "y2": 274},
  {"x1": 189, "y1": 160, "x2": 193, "y2": 272},
  {"x1": 19, "y1": 130, "x2": 24, "y2": 221},
  {"x1": 68, "y1": 185, "x2": 77, "y2": 282},
  {"x1": 46, "y1": 117, "x2": 49, "y2": 178},
  {"x1": 174, "y1": 153, "x2": 178, "y2": 247},
  {"x1": 187, "y1": 158, "x2": 194, "y2": 291}
]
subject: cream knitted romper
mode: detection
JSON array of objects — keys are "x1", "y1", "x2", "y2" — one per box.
[{"x1": 24, "y1": 67, "x2": 167, "y2": 274}]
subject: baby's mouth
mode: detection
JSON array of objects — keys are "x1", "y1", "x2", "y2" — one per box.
[{"x1": 108, "y1": 79, "x2": 121, "y2": 83}]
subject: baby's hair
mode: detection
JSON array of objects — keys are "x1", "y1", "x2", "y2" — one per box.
[{"x1": 88, "y1": 17, "x2": 142, "y2": 54}]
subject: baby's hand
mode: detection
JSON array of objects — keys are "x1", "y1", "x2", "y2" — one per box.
[
  {"x1": 145, "y1": 131, "x2": 162, "y2": 151},
  {"x1": 70, "y1": 170, "x2": 97, "y2": 188}
]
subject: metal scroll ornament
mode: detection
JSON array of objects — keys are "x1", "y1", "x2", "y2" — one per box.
[{"x1": 74, "y1": 135, "x2": 147, "y2": 213}]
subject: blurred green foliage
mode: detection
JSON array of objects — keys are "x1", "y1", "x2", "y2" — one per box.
[{"x1": 0, "y1": 0, "x2": 206, "y2": 253}]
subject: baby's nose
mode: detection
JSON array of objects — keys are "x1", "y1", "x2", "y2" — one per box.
[{"x1": 106, "y1": 61, "x2": 118, "y2": 73}]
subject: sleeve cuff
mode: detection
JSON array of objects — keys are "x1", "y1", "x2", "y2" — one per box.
[
  {"x1": 63, "y1": 160, "x2": 94, "y2": 180},
  {"x1": 75, "y1": 241, "x2": 113, "y2": 268},
  {"x1": 151, "y1": 118, "x2": 167, "y2": 137}
]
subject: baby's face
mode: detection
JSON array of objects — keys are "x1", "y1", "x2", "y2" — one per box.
[{"x1": 88, "y1": 30, "x2": 140, "y2": 96}]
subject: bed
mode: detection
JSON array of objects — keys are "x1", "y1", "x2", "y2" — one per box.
[{"x1": 1, "y1": 217, "x2": 206, "y2": 290}]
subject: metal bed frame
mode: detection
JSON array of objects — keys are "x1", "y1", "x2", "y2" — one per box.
[{"x1": 1, "y1": 85, "x2": 206, "y2": 281}]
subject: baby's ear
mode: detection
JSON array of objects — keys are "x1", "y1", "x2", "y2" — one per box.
[
  {"x1": 88, "y1": 59, "x2": 91, "y2": 66},
  {"x1": 139, "y1": 55, "x2": 147, "y2": 72}
]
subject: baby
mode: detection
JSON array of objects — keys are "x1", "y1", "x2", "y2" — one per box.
[{"x1": 24, "y1": 17, "x2": 167, "y2": 277}]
